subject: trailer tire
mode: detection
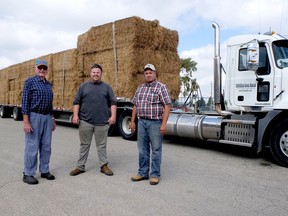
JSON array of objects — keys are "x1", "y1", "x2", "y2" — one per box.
[
  {"x1": 118, "y1": 109, "x2": 137, "y2": 140},
  {"x1": 0, "y1": 106, "x2": 11, "y2": 118},
  {"x1": 108, "y1": 124, "x2": 119, "y2": 136},
  {"x1": 269, "y1": 119, "x2": 288, "y2": 167},
  {"x1": 13, "y1": 107, "x2": 23, "y2": 121}
]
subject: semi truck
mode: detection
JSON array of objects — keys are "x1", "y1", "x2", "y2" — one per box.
[
  {"x1": 166, "y1": 22, "x2": 288, "y2": 167},
  {"x1": 1, "y1": 18, "x2": 288, "y2": 167}
]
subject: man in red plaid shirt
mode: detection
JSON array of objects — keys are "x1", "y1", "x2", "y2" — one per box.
[{"x1": 130, "y1": 63, "x2": 171, "y2": 185}]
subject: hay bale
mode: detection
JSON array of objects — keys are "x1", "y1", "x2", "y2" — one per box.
[
  {"x1": 52, "y1": 49, "x2": 82, "y2": 110},
  {"x1": 0, "y1": 16, "x2": 180, "y2": 109},
  {"x1": 5, "y1": 63, "x2": 24, "y2": 105},
  {"x1": 0, "y1": 68, "x2": 8, "y2": 104},
  {"x1": 77, "y1": 16, "x2": 180, "y2": 99}
]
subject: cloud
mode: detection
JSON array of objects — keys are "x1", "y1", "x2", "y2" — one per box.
[
  {"x1": 178, "y1": 0, "x2": 288, "y2": 98},
  {"x1": 1, "y1": 0, "x2": 287, "y2": 103},
  {"x1": 180, "y1": 44, "x2": 214, "y2": 98},
  {"x1": 0, "y1": 0, "x2": 199, "y2": 68},
  {"x1": 180, "y1": 39, "x2": 229, "y2": 98}
]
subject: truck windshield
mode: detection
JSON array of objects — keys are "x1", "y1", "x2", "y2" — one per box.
[{"x1": 272, "y1": 40, "x2": 288, "y2": 69}]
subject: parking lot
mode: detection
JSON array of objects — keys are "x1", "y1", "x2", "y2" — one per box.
[{"x1": 0, "y1": 118, "x2": 288, "y2": 216}]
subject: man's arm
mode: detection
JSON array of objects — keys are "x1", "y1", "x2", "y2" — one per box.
[
  {"x1": 130, "y1": 105, "x2": 137, "y2": 132},
  {"x1": 72, "y1": 104, "x2": 80, "y2": 125},
  {"x1": 108, "y1": 104, "x2": 117, "y2": 125},
  {"x1": 160, "y1": 104, "x2": 171, "y2": 135}
]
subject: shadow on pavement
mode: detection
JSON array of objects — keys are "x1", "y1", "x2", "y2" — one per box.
[{"x1": 163, "y1": 135, "x2": 275, "y2": 167}]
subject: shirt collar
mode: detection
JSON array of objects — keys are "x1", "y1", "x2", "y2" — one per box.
[
  {"x1": 144, "y1": 80, "x2": 156, "y2": 87},
  {"x1": 90, "y1": 80, "x2": 102, "y2": 85},
  {"x1": 35, "y1": 75, "x2": 47, "y2": 82}
]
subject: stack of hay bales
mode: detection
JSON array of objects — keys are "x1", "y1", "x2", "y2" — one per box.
[
  {"x1": 51, "y1": 49, "x2": 82, "y2": 109},
  {"x1": 0, "y1": 67, "x2": 8, "y2": 104},
  {"x1": 0, "y1": 16, "x2": 180, "y2": 110},
  {"x1": 77, "y1": 16, "x2": 180, "y2": 100},
  {"x1": 0, "y1": 60, "x2": 36, "y2": 106},
  {"x1": 3, "y1": 56, "x2": 53, "y2": 107}
]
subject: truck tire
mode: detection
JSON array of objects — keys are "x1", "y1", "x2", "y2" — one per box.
[
  {"x1": 0, "y1": 106, "x2": 11, "y2": 118},
  {"x1": 108, "y1": 124, "x2": 119, "y2": 136},
  {"x1": 269, "y1": 119, "x2": 288, "y2": 167},
  {"x1": 13, "y1": 107, "x2": 23, "y2": 121},
  {"x1": 118, "y1": 109, "x2": 137, "y2": 140}
]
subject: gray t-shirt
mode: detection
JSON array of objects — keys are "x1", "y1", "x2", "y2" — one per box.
[{"x1": 73, "y1": 81, "x2": 117, "y2": 126}]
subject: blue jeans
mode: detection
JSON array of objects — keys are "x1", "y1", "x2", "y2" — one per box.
[
  {"x1": 137, "y1": 118, "x2": 163, "y2": 178},
  {"x1": 24, "y1": 112, "x2": 53, "y2": 176}
]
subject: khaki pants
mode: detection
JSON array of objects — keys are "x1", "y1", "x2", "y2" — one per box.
[{"x1": 76, "y1": 120, "x2": 109, "y2": 170}]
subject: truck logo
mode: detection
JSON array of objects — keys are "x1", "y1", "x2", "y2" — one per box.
[{"x1": 236, "y1": 83, "x2": 256, "y2": 88}]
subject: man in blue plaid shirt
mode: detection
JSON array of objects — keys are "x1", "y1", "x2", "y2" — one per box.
[
  {"x1": 130, "y1": 64, "x2": 171, "y2": 185},
  {"x1": 21, "y1": 59, "x2": 56, "y2": 185}
]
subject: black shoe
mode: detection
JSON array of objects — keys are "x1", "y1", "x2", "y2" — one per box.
[
  {"x1": 23, "y1": 173, "x2": 39, "y2": 185},
  {"x1": 41, "y1": 172, "x2": 55, "y2": 180}
]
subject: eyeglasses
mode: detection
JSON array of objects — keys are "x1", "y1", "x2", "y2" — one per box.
[{"x1": 37, "y1": 66, "x2": 48, "y2": 70}]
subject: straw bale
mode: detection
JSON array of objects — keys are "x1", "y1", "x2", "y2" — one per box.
[
  {"x1": 116, "y1": 48, "x2": 180, "y2": 99},
  {"x1": 0, "y1": 16, "x2": 180, "y2": 108},
  {"x1": 114, "y1": 16, "x2": 178, "y2": 52},
  {"x1": 5, "y1": 64, "x2": 23, "y2": 105},
  {"x1": 79, "y1": 47, "x2": 180, "y2": 99},
  {"x1": 77, "y1": 22, "x2": 114, "y2": 54},
  {"x1": 0, "y1": 55, "x2": 54, "y2": 106},
  {"x1": 0, "y1": 68, "x2": 8, "y2": 104},
  {"x1": 77, "y1": 16, "x2": 180, "y2": 99},
  {"x1": 77, "y1": 16, "x2": 178, "y2": 54},
  {"x1": 52, "y1": 49, "x2": 82, "y2": 109}
]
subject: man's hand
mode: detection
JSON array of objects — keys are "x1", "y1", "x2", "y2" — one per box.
[
  {"x1": 23, "y1": 121, "x2": 33, "y2": 133},
  {"x1": 130, "y1": 121, "x2": 136, "y2": 132},
  {"x1": 72, "y1": 115, "x2": 80, "y2": 125}
]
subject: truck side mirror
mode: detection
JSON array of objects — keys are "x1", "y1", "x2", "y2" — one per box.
[{"x1": 246, "y1": 40, "x2": 259, "y2": 71}]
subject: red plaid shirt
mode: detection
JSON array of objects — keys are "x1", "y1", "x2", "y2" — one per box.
[{"x1": 132, "y1": 80, "x2": 171, "y2": 120}]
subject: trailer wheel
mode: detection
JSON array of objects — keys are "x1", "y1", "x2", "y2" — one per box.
[
  {"x1": 118, "y1": 109, "x2": 137, "y2": 140},
  {"x1": 269, "y1": 119, "x2": 288, "y2": 167},
  {"x1": 108, "y1": 124, "x2": 119, "y2": 136},
  {"x1": 0, "y1": 106, "x2": 10, "y2": 118},
  {"x1": 13, "y1": 107, "x2": 23, "y2": 121}
]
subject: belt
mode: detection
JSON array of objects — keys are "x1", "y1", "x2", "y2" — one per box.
[
  {"x1": 30, "y1": 110, "x2": 50, "y2": 115},
  {"x1": 139, "y1": 117, "x2": 161, "y2": 121}
]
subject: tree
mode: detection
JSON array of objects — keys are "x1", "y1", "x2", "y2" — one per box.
[
  {"x1": 180, "y1": 58, "x2": 197, "y2": 97},
  {"x1": 196, "y1": 97, "x2": 206, "y2": 107},
  {"x1": 207, "y1": 96, "x2": 214, "y2": 108}
]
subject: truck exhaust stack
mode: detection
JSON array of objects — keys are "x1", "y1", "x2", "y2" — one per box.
[{"x1": 212, "y1": 22, "x2": 222, "y2": 114}]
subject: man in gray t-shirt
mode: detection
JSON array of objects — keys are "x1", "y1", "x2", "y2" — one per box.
[{"x1": 70, "y1": 63, "x2": 117, "y2": 176}]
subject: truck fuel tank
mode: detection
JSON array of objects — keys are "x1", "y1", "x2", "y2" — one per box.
[{"x1": 166, "y1": 112, "x2": 222, "y2": 140}]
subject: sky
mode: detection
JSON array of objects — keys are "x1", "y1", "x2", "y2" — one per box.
[{"x1": 1, "y1": 0, "x2": 288, "y2": 98}]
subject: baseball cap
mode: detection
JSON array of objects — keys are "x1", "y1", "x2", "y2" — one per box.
[
  {"x1": 144, "y1": 63, "x2": 156, "y2": 71},
  {"x1": 35, "y1": 59, "x2": 48, "y2": 67}
]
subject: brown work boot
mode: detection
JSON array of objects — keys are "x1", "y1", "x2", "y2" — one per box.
[
  {"x1": 131, "y1": 175, "x2": 149, "y2": 182},
  {"x1": 100, "y1": 164, "x2": 113, "y2": 176},
  {"x1": 70, "y1": 168, "x2": 85, "y2": 176},
  {"x1": 149, "y1": 177, "x2": 160, "y2": 185}
]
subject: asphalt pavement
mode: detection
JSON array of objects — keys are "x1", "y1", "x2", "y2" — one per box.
[{"x1": 0, "y1": 118, "x2": 288, "y2": 216}]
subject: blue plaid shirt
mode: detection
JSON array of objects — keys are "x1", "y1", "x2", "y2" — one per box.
[{"x1": 21, "y1": 75, "x2": 53, "y2": 115}]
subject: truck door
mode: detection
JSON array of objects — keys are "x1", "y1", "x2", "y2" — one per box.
[
  {"x1": 234, "y1": 43, "x2": 273, "y2": 107},
  {"x1": 272, "y1": 40, "x2": 288, "y2": 107}
]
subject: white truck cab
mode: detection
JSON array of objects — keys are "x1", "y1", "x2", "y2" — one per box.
[
  {"x1": 225, "y1": 33, "x2": 288, "y2": 111},
  {"x1": 167, "y1": 24, "x2": 288, "y2": 167}
]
